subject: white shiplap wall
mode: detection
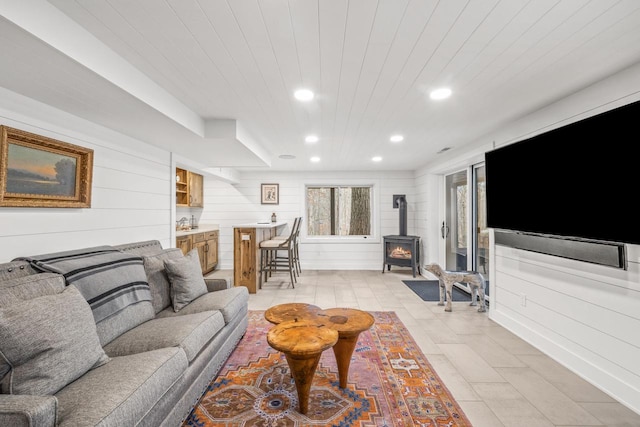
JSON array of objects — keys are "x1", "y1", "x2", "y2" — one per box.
[
  {"x1": 199, "y1": 170, "x2": 416, "y2": 270},
  {"x1": 414, "y1": 62, "x2": 640, "y2": 414},
  {"x1": 0, "y1": 88, "x2": 173, "y2": 262},
  {"x1": 492, "y1": 244, "x2": 640, "y2": 411}
]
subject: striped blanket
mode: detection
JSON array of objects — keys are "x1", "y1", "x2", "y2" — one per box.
[{"x1": 16, "y1": 246, "x2": 151, "y2": 323}]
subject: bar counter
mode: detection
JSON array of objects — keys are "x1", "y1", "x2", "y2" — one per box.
[{"x1": 233, "y1": 221, "x2": 287, "y2": 293}]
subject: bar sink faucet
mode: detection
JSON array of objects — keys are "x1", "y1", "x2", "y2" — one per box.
[{"x1": 177, "y1": 217, "x2": 190, "y2": 230}]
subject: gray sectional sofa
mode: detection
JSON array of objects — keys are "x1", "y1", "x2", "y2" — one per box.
[{"x1": 0, "y1": 240, "x2": 249, "y2": 427}]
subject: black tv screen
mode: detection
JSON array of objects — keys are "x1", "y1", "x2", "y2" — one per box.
[{"x1": 485, "y1": 99, "x2": 640, "y2": 246}]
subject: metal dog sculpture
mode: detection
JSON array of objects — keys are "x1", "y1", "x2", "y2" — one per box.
[{"x1": 424, "y1": 263, "x2": 487, "y2": 313}]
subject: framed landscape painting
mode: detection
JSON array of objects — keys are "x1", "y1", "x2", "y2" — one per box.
[
  {"x1": 0, "y1": 126, "x2": 93, "y2": 208},
  {"x1": 261, "y1": 183, "x2": 279, "y2": 205}
]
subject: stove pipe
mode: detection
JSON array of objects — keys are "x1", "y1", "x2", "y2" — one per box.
[{"x1": 398, "y1": 196, "x2": 407, "y2": 236}]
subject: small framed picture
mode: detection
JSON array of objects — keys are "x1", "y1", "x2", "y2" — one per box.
[{"x1": 261, "y1": 183, "x2": 279, "y2": 205}]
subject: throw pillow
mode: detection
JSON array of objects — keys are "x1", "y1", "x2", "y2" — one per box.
[
  {"x1": 164, "y1": 249, "x2": 208, "y2": 312},
  {"x1": 142, "y1": 248, "x2": 184, "y2": 314},
  {"x1": 0, "y1": 272, "x2": 65, "y2": 306},
  {"x1": 0, "y1": 273, "x2": 67, "y2": 382},
  {"x1": 0, "y1": 285, "x2": 110, "y2": 396}
]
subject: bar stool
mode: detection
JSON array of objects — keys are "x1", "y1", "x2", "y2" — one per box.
[
  {"x1": 259, "y1": 222, "x2": 298, "y2": 288},
  {"x1": 272, "y1": 217, "x2": 299, "y2": 239},
  {"x1": 271, "y1": 217, "x2": 301, "y2": 275}
]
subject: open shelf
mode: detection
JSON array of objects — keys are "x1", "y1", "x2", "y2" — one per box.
[{"x1": 176, "y1": 167, "x2": 189, "y2": 206}]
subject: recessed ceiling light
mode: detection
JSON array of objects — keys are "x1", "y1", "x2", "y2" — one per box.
[
  {"x1": 294, "y1": 89, "x2": 314, "y2": 101},
  {"x1": 310, "y1": 156, "x2": 320, "y2": 163},
  {"x1": 279, "y1": 154, "x2": 296, "y2": 159},
  {"x1": 430, "y1": 87, "x2": 452, "y2": 100},
  {"x1": 372, "y1": 156, "x2": 382, "y2": 162},
  {"x1": 390, "y1": 135, "x2": 404, "y2": 143},
  {"x1": 305, "y1": 135, "x2": 319, "y2": 143}
]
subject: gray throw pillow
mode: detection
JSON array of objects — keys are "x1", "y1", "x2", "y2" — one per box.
[
  {"x1": 0, "y1": 273, "x2": 67, "y2": 382},
  {"x1": 164, "y1": 249, "x2": 208, "y2": 312},
  {"x1": 0, "y1": 285, "x2": 110, "y2": 396},
  {"x1": 142, "y1": 248, "x2": 184, "y2": 314},
  {"x1": 0, "y1": 273, "x2": 65, "y2": 306}
]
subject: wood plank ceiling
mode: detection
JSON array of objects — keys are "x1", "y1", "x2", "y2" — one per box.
[{"x1": 8, "y1": 0, "x2": 640, "y2": 170}]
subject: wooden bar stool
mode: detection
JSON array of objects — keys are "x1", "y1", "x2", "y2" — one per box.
[
  {"x1": 259, "y1": 223, "x2": 298, "y2": 288},
  {"x1": 270, "y1": 217, "x2": 302, "y2": 276}
]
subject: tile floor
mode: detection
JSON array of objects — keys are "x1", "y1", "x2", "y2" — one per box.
[{"x1": 245, "y1": 269, "x2": 640, "y2": 427}]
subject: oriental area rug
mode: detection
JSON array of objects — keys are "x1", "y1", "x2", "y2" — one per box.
[{"x1": 183, "y1": 311, "x2": 470, "y2": 427}]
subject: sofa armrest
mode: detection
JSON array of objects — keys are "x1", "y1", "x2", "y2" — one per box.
[
  {"x1": 0, "y1": 395, "x2": 57, "y2": 427},
  {"x1": 204, "y1": 278, "x2": 231, "y2": 292}
]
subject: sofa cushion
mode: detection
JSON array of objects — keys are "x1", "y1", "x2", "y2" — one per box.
[
  {"x1": 164, "y1": 249, "x2": 208, "y2": 312},
  {"x1": 55, "y1": 348, "x2": 187, "y2": 427},
  {"x1": 141, "y1": 248, "x2": 183, "y2": 314},
  {"x1": 0, "y1": 285, "x2": 109, "y2": 396},
  {"x1": 103, "y1": 311, "x2": 225, "y2": 362},
  {"x1": 156, "y1": 286, "x2": 249, "y2": 325},
  {"x1": 0, "y1": 273, "x2": 67, "y2": 383},
  {"x1": 95, "y1": 302, "x2": 156, "y2": 347}
]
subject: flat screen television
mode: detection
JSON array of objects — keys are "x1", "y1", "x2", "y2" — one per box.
[{"x1": 485, "y1": 98, "x2": 640, "y2": 246}]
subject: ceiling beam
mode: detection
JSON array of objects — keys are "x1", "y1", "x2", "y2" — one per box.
[{"x1": 0, "y1": 0, "x2": 203, "y2": 136}]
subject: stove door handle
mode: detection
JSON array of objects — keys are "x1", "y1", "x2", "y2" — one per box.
[{"x1": 441, "y1": 221, "x2": 449, "y2": 239}]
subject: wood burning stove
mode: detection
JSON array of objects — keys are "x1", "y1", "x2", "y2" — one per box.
[
  {"x1": 383, "y1": 195, "x2": 421, "y2": 277},
  {"x1": 383, "y1": 235, "x2": 420, "y2": 277}
]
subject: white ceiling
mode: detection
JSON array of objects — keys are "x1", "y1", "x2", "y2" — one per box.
[{"x1": 1, "y1": 0, "x2": 640, "y2": 172}]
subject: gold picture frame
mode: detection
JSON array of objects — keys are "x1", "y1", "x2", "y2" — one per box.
[
  {"x1": 0, "y1": 126, "x2": 93, "y2": 208},
  {"x1": 261, "y1": 183, "x2": 279, "y2": 205}
]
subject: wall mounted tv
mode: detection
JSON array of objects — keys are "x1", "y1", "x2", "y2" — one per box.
[{"x1": 485, "y1": 98, "x2": 640, "y2": 246}]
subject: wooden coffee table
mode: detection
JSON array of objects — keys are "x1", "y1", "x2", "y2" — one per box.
[
  {"x1": 265, "y1": 303, "x2": 376, "y2": 390},
  {"x1": 264, "y1": 302, "x2": 322, "y2": 324},
  {"x1": 318, "y1": 307, "x2": 375, "y2": 388},
  {"x1": 266, "y1": 319, "x2": 338, "y2": 414}
]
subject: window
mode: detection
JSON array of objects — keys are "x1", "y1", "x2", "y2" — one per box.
[{"x1": 306, "y1": 186, "x2": 372, "y2": 237}]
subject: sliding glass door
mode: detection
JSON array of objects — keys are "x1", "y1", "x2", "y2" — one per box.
[
  {"x1": 443, "y1": 164, "x2": 490, "y2": 294},
  {"x1": 444, "y1": 171, "x2": 468, "y2": 272}
]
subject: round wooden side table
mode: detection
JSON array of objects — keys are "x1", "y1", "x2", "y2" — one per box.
[
  {"x1": 266, "y1": 319, "x2": 338, "y2": 414},
  {"x1": 264, "y1": 302, "x2": 322, "y2": 324},
  {"x1": 319, "y1": 307, "x2": 375, "y2": 389}
]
